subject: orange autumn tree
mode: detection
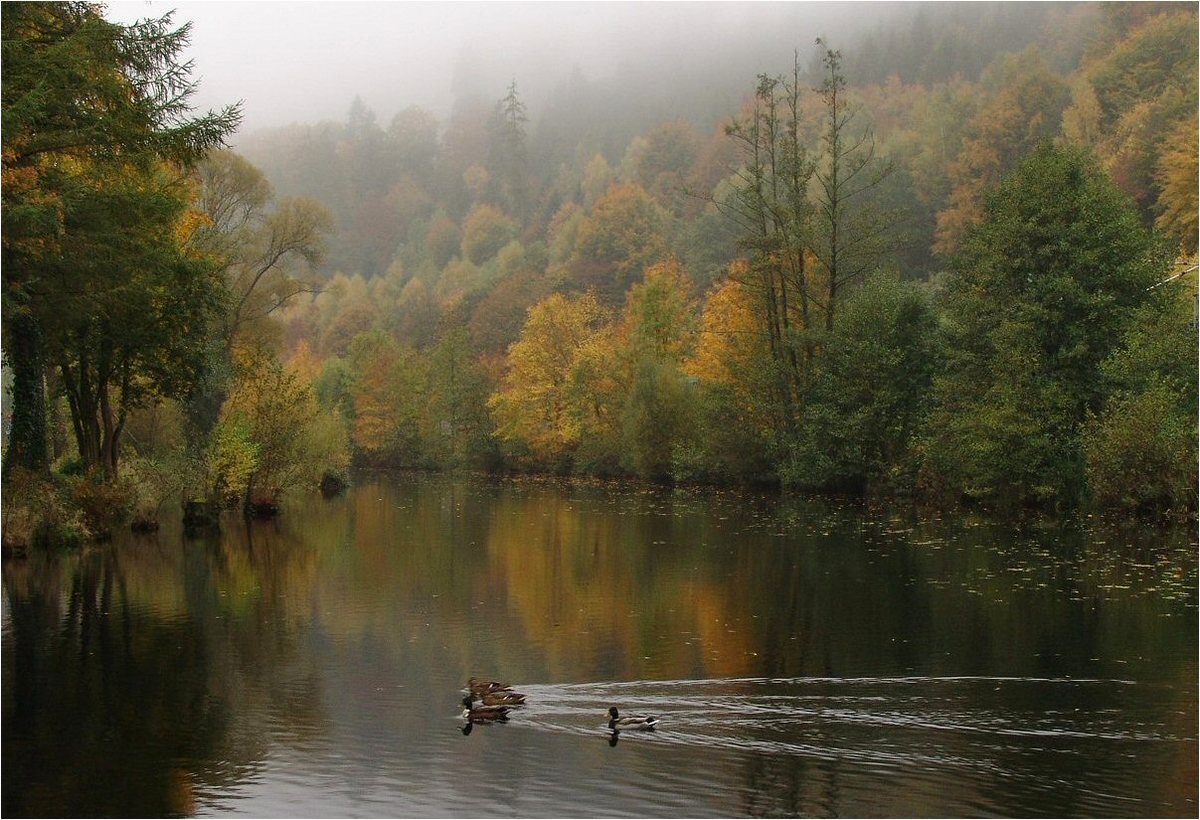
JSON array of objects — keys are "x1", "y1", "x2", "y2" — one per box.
[
  {"x1": 933, "y1": 48, "x2": 1070, "y2": 256},
  {"x1": 346, "y1": 329, "x2": 427, "y2": 466},
  {"x1": 567, "y1": 183, "x2": 671, "y2": 306}
]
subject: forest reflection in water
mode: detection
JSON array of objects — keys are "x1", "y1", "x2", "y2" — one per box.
[{"x1": 3, "y1": 472, "x2": 1196, "y2": 817}]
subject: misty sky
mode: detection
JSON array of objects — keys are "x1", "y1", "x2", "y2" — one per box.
[{"x1": 104, "y1": 2, "x2": 886, "y2": 138}]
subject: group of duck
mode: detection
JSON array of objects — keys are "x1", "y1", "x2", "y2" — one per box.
[
  {"x1": 461, "y1": 677, "x2": 528, "y2": 723},
  {"x1": 461, "y1": 677, "x2": 660, "y2": 736}
]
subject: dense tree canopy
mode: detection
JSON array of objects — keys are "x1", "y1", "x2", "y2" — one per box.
[
  {"x1": 5, "y1": 1, "x2": 1196, "y2": 544},
  {"x1": 928, "y1": 142, "x2": 1166, "y2": 507},
  {"x1": 2, "y1": 2, "x2": 239, "y2": 478},
  {"x1": 245, "y1": 6, "x2": 1194, "y2": 516}
]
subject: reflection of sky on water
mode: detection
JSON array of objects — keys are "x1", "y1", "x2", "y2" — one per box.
[{"x1": 3, "y1": 472, "x2": 1195, "y2": 816}]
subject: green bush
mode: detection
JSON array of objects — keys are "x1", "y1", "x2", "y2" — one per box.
[
  {"x1": 1083, "y1": 268, "x2": 1197, "y2": 514},
  {"x1": 621, "y1": 357, "x2": 694, "y2": 481},
  {"x1": 1, "y1": 469, "x2": 88, "y2": 551},
  {"x1": 1084, "y1": 380, "x2": 1198, "y2": 513},
  {"x1": 68, "y1": 469, "x2": 133, "y2": 539},
  {"x1": 123, "y1": 455, "x2": 186, "y2": 530},
  {"x1": 787, "y1": 274, "x2": 936, "y2": 495},
  {"x1": 676, "y1": 381, "x2": 775, "y2": 485}
]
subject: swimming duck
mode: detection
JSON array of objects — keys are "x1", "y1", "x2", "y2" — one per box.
[
  {"x1": 467, "y1": 677, "x2": 512, "y2": 696},
  {"x1": 608, "y1": 706, "x2": 658, "y2": 731},
  {"x1": 481, "y1": 689, "x2": 527, "y2": 706},
  {"x1": 462, "y1": 695, "x2": 510, "y2": 722}
]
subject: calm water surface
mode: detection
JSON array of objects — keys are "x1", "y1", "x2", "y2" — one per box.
[{"x1": 3, "y1": 473, "x2": 1196, "y2": 817}]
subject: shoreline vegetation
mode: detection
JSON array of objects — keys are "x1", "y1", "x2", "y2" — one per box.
[
  {"x1": 3, "y1": 3, "x2": 1197, "y2": 554},
  {"x1": 3, "y1": 459, "x2": 1195, "y2": 558}
]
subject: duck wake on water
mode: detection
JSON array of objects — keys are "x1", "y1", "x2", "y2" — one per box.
[{"x1": 454, "y1": 674, "x2": 1156, "y2": 767}]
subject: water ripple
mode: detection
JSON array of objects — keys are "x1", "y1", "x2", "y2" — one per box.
[{"x1": 485, "y1": 675, "x2": 1188, "y2": 758}]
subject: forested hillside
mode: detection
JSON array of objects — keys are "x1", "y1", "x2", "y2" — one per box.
[
  {"x1": 4, "y1": 2, "x2": 1196, "y2": 547},
  {"x1": 234, "y1": 2, "x2": 1195, "y2": 505}
]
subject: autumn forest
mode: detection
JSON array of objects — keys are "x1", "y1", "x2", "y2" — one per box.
[{"x1": 2, "y1": 1, "x2": 1197, "y2": 549}]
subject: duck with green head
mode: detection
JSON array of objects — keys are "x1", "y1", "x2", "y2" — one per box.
[
  {"x1": 608, "y1": 706, "x2": 658, "y2": 731},
  {"x1": 462, "y1": 695, "x2": 510, "y2": 722}
]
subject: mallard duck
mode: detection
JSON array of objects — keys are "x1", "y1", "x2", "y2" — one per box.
[
  {"x1": 481, "y1": 689, "x2": 527, "y2": 706},
  {"x1": 467, "y1": 676, "x2": 512, "y2": 696},
  {"x1": 462, "y1": 695, "x2": 510, "y2": 722},
  {"x1": 608, "y1": 706, "x2": 658, "y2": 731}
]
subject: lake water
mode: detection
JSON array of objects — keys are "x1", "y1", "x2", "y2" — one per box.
[{"x1": 3, "y1": 472, "x2": 1196, "y2": 817}]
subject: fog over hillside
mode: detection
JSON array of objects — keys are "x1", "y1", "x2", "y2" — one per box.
[{"x1": 105, "y1": 1, "x2": 913, "y2": 139}]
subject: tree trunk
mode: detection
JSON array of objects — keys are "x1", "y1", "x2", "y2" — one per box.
[
  {"x1": 59, "y1": 329, "x2": 104, "y2": 473},
  {"x1": 97, "y1": 358, "x2": 127, "y2": 479},
  {"x1": 2, "y1": 313, "x2": 50, "y2": 477}
]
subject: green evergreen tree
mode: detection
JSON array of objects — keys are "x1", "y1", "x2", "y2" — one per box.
[
  {"x1": 425, "y1": 328, "x2": 496, "y2": 468},
  {"x1": 2, "y1": 2, "x2": 239, "y2": 478},
  {"x1": 811, "y1": 39, "x2": 899, "y2": 333},
  {"x1": 487, "y1": 80, "x2": 531, "y2": 221}
]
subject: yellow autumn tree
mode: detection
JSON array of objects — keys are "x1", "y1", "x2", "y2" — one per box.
[
  {"x1": 686, "y1": 270, "x2": 775, "y2": 432},
  {"x1": 686, "y1": 269, "x2": 762, "y2": 387},
  {"x1": 288, "y1": 339, "x2": 323, "y2": 382},
  {"x1": 488, "y1": 292, "x2": 614, "y2": 466},
  {"x1": 620, "y1": 258, "x2": 697, "y2": 362},
  {"x1": 568, "y1": 183, "x2": 670, "y2": 305},
  {"x1": 212, "y1": 346, "x2": 350, "y2": 510},
  {"x1": 1154, "y1": 118, "x2": 1199, "y2": 253},
  {"x1": 1060, "y1": 8, "x2": 1197, "y2": 223},
  {"x1": 460, "y1": 203, "x2": 517, "y2": 265}
]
